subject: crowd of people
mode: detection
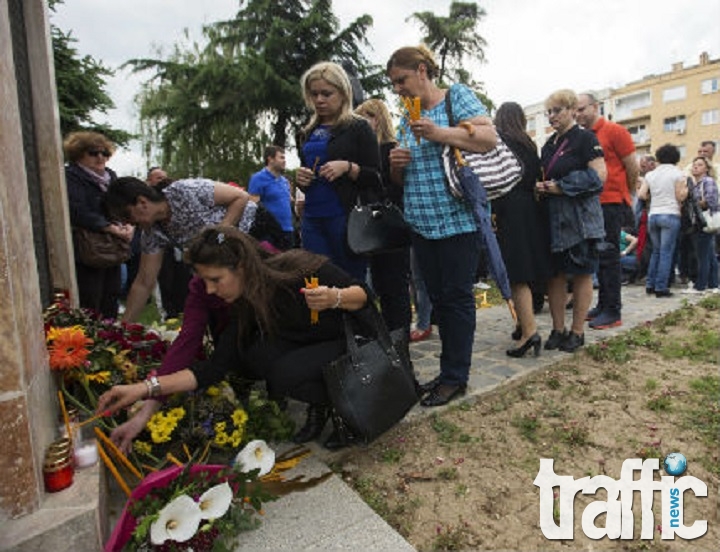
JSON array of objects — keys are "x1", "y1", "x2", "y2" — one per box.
[{"x1": 64, "y1": 45, "x2": 718, "y2": 453}]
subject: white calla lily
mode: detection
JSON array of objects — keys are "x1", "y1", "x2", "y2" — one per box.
[
  {"x1": 198, "y1": 481, "x2": 233, "y2": 520},
  {"x1": 234, "y1": 439, "x2": 275, "y2": 476},
  {"x1": 150, "y1": 494, "x2": 202, "y2": 545}
]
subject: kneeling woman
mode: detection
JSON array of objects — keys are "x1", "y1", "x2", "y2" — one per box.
[{"x1": 97, "y1": 227, "x2": 369, "y2": 450}]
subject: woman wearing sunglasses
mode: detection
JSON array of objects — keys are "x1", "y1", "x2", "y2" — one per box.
[{"x1": 64, "y1": 131, "x2": 134, "y2": 318}]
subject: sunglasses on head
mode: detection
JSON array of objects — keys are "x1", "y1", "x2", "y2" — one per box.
[{"x1": 87, "y1": 149, "x2": 111, "y2": 158}]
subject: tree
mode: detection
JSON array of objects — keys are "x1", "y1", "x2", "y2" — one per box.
[
  {"x1": 408, "y1": 1, "x2": 493, "y2": 111},
  {"x1": 127, "y1": 0, "x2": 383, "y2": 182},
  {"x1": 49, "y1": 0, "x2": 131, "y2": 145}
]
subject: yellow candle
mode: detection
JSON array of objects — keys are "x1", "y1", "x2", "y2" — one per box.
[
  {"x1": 57, "y1": 391, "x2": 73, "y2": 445},
  {"x1": 94, "y1": 427, "x2": 143, "y2": 481},
  {"x1": 97, "y1": 441, "x2": 131, "y2": 497}
]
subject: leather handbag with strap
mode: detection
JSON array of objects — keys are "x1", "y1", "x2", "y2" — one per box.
[
  {"x1": 323, "y1": 304, "x2": 418, "y2": 443},
  {"x1": 346, "y1": 198, "x2": 411, "y2": 255},
  {"x1": 442, "y1": 85, "x2": 523, "y2": 201},
  {"x1": 72, "y1": 227, "x2": 131, "y2": 268}
]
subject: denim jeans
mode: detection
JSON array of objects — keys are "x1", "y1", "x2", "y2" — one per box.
[
  {"x1": 646, "y1": 214, "x2": 681, "y2": 293},
  {"x1": 410, "y1": 247, "x2": 432, "y2": 330},
  {"x1": 693, "y1": 231, "x2": 719, "y2": 290},
  {"x1": 302, "y1": 214, "x2": 367, "y2": 281},
  {"x1": 412, "y1": 231, "x2": 481, "y2": 386}
]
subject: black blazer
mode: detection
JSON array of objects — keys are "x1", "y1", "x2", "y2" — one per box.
[{"x1": 299, "y1": 117, "x2": 381, "y2": 213}]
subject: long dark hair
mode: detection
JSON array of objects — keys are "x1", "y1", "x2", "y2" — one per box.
[
  {"x1": 494, "y1": 102, "x2": 536, "y2": 154},
  {"x1": 186, "y1": 227, "x2": 326, "y2": 337}
]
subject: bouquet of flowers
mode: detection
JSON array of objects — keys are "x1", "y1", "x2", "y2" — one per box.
[
  {"x1": 44, "y1": 300, "x2": 167, "y2": 422},
  {"x1": 44, "y1": 299, "x2": 295, "y2": 473},
  {"x1": 107, "y1": 441, "x2": 330, "y2": 552},
  {"x1": 131, "y1": 384, "x2": 295, "y2": 467}
]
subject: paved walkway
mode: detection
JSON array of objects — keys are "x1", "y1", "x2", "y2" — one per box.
[{"x1": 233, "y1": 283, "x2": 704, "y2": 551}]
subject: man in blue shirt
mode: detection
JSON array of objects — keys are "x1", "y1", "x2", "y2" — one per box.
[{"x1": 249, "y1": 145, "x2": 294, "y2": 249}]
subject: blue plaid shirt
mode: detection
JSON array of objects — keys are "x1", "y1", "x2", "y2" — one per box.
[{"x1": 397, "y1": 84, "x2": 486, "y2": 239}]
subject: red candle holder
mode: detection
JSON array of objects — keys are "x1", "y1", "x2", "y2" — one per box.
[{"x1": 43, "y1": 455, "x2": 74, "y2": 493}]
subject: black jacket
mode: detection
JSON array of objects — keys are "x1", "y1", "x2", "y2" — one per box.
[
  {"x1": 299, "y1": 117, "x2": 381, "y2": 213},
  {"x1": 65, "y1": 163, "x2": 118, "y2": 230}
]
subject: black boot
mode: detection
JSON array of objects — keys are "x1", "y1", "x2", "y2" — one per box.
[
  {"x1": 292, "y1": 404, "x2": 329, "y2": 444},
  {"x1": 323, "y1": 412, "x2": 358, "y2": 451}
]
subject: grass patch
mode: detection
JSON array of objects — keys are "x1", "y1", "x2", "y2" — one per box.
[{"x1": 512, "y1": 414, "x2": 540, "y2": 442}]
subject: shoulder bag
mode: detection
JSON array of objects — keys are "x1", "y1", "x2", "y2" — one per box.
[
  {"x1": 346, "y1": 198, "x2": 411, "y2": 255},
  {"x1": 72, "y1": 227, "x2": 131, "y2": 268},
  {"x1": 323, "y1": 304, "x2": 418, "y2": 443},
  {"x1": 699, "y1": 180, "x2": 720, "y2": 233},
  {"x1": 346, "y1": 167, "x2": 411, "y2": 255},
  {"x1": 442, "y1": 86, "x2": 523, "y2": 201}
]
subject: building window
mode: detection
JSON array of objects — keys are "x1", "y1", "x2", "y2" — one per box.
[
  {"x1": 614, "y1": 91, "x2": 651, "y2": 120},
  {"x1": 701, "y1": 78, "x2": 719, "y2": 94},
  {"x1": 701, "y1": 109, "x2": 719, "y2": 126},
  {"x1": 663, "y1": 115, "x2": 686, "y2": 133},
  {"x1": 662, "y1": 86, "x2": 686, "y2": 102},
  {"x1": 626, "y1": 124, "x2": 648, "y2": 145}
]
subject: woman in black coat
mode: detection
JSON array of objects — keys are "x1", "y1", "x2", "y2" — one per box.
[
  {"x1": 64, "y1": 131, "x2": 134, "y2": 318},
  {"x1": 492, "y1": 102, "x2": 552, "y2": 357}
]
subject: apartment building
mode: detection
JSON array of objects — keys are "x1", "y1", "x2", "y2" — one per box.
[{"x1": 526, "y1": 52, "x2": 719, "y2": 167}]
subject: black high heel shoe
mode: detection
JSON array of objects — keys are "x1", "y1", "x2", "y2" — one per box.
[{"x1": 506, "y1": 333, "x2": 541, "y2": 358}]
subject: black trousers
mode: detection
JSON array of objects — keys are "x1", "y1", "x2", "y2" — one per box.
[
  {"x1": 370, "y1": 247, "x2": 412, "y2": 335},
  {"x1": 241, "y1": 338, "x2": 347, "y2": 406},
  {"x1": 157, "y1": 247, "x2": 192, "y2": 319},
  {"x1": 596, "y1": 203, "x2": 625, "y2": 314},
  {"x1": 75, "y1": 262, "x2": 121, "y2": 319}
]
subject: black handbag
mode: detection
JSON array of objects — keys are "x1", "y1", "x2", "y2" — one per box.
[
  {"x1": 72, "y1": 227, "x2": 131, "y2": 268},
  {"x1": 323, "y1": 305, "x2": 418, "y2": 443},
  {"x1": 346, "y1": 199, "x2": 411, "y2": 255}
]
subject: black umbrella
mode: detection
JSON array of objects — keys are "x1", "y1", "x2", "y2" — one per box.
[{"x1": 444, "y1": 146, "x2": 517, "y2": 322}]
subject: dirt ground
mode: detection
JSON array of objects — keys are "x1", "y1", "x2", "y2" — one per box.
[{"x1": 336, "y1": 297, "x2": 720, "y2": 551}]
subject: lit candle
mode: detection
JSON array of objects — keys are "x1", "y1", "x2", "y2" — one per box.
[{"x1": 74, "y1": 442, "x2": 99, "y2": 468}]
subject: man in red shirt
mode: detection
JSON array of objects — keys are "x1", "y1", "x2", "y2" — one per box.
[{"x1": 576, "y1": 93, "x2": 639, "y2": 329}]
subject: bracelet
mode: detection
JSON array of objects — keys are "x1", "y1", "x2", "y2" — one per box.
[
  {"x1": 333, "y1": 287, "x2": 343, "y2": 309},
  {"x1": 145, "y1": 376, "x2": 161, "y2": 398}
]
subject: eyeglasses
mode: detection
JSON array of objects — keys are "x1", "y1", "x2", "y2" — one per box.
[
  {"x1": 546, "y1": 107, "x2": 565, "y2": 117},
  {"x1": 87, "y1": 149, "x2": 111, "y2": 158}
]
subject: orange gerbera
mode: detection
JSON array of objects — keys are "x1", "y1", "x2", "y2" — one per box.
[{"x1": 48, "y1": 327, "x2": 93, "y2": 370}]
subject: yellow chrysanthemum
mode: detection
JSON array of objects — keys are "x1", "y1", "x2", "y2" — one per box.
[
  {"x1": 86, "y1": 371, "x2": 111, "y2": 384},
  {"x1": 229, "y1": 428, "x2": 243, "y2": 448},
  {"x1": 231, "y1": 408, "x2": 248, "y2": 428},
  {"x1": 147, "y1": 410, "x2": 183, "y2": 444},
  {"x1": 206, "y1": 386, "x2": 220, "y2": 397},
  {"x1": 214, "y1": 431, "x2": 229, "y2": 446},
  {"x1": 133, "y1": 441, "x2": 152, "y2": 455},
  {"x1": 214, "y1": 421, "x2": 227, "y2": 433}
]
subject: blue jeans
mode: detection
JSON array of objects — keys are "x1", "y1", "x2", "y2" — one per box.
[
  {"x1": 693, "y1": 231, "x2": 719, "y2": 290},
  {"x1": 302, "y1": 214, "x2": 367, "y2": 281},
  {"x1": 410, "y1": 247, "x2": 432, "y2": 330},
  {"x1": 412, "y1": 231, "x2": 481, "y2": 386},
  {"x1": 646, "y1": 214, "x2": 681, "y2": 293}
]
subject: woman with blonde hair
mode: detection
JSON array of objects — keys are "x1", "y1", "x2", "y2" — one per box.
[
  {"x1": 295, "y1": 61, "x2": 380, "y2": 280},
  {"x1": 537, "y1": 89, "x2": 607, "y2": 353},
  {"x1": 386, "y1": 45, "x2": 496, "y2": 406},
  {"x1": 355, "y1": 99, "x2": 412, "y2": 338}
]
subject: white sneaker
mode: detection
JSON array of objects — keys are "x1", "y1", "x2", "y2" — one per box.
[
  {"x1": 706, "y1": 288, "x2": 720, "y2": 294},
  {"x1": 681, "y1": 287, "x2": 702, "y2": 295}
]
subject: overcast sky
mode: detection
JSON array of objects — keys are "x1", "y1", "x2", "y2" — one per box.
[{"x1": 51, "y1": 0, "x2": 719, "y2": 176}]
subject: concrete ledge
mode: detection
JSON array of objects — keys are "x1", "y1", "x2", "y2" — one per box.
[{"x1": 0, "y1": 463, "x2": 106, "y2": 551}]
